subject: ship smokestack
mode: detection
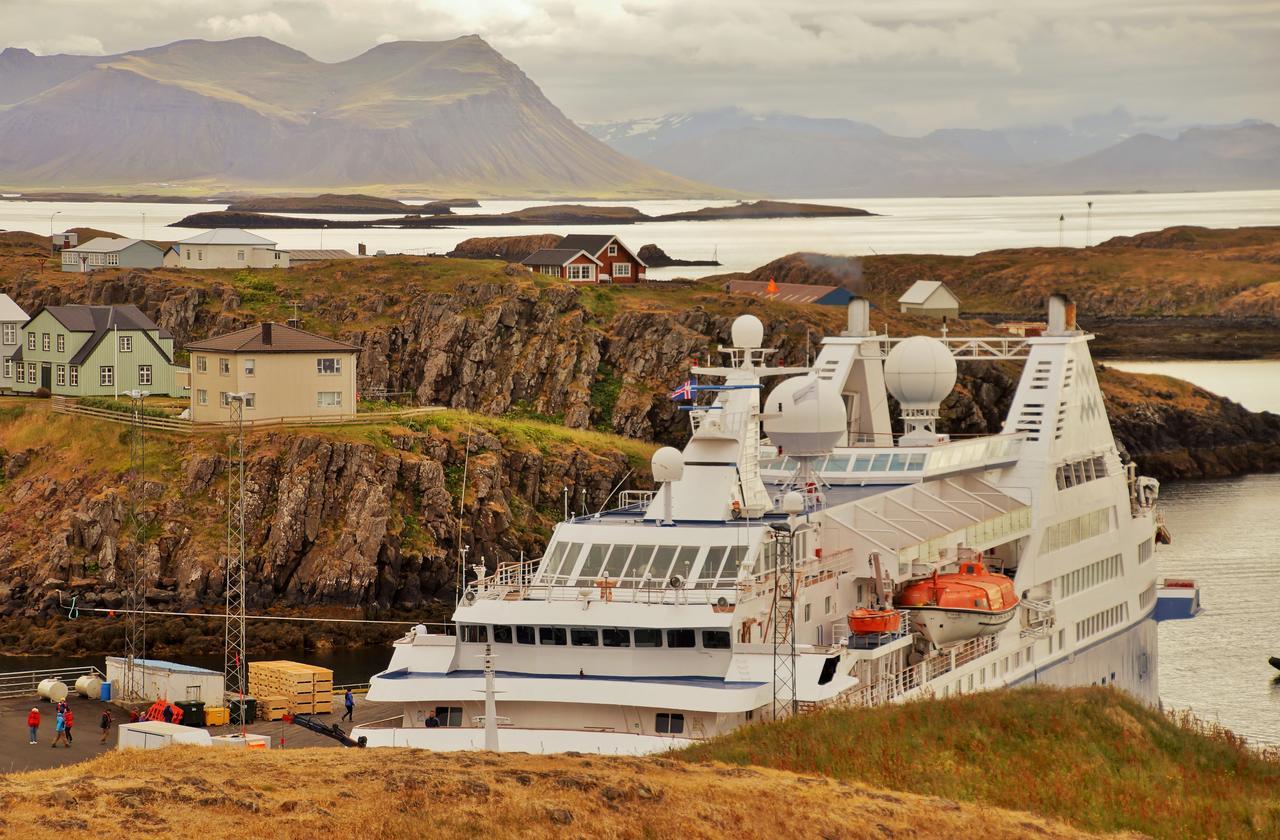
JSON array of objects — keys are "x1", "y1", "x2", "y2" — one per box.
[
  {"x1": 1047, "y1": 294, "x2": 1075, "y2": 335},
  {"x1": 846, "y1": 296, "x2": 871, "y2": 336}
]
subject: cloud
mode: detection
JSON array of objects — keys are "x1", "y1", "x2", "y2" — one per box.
[
  {"x1": 14, "y1": 34, "x2": 106, "y2": 56},
  {"x1": 200, "y1": 11, "x2": 294, "y2": 39}
]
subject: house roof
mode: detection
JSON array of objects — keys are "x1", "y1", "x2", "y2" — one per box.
[
  {"x1": 185, "y1": 322, "x2": 361, "y2": 354},
  {"x1": 898, "y1": 280, "x2": 957, "y2": 305},
  {"x1": 0, "y1": 293, "x2": 28, "y2": 323},
  {"x1": 177, "y1": 229, "x2": 278, "y2": 247},
  {"x1": 288, "y1": 249, "x2": 358, "y2": 261},
  {"x1": 66, "y1": 237, "x2": 163, "y2": 254},
  {"x1": 728, "y1": 279, "x2": 852, "y2": 305},
  {"x1": 520, "y1": 248, "x2": 602, "y2": 267},
  {"x1": 555, "y1": 234, "x2": 647, "y2": 267},
  {"x1": 25, "y1": 304, "x2": 171, "y2": 366}
]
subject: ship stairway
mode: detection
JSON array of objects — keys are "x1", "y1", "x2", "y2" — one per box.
[{"x1": 1019, "y1": 598, "x2": 1056, "y2": 639}]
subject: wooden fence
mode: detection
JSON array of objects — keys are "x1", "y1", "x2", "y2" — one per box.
[{"x1": 50, "y1": 396, "x2": 442, "y2": 435}]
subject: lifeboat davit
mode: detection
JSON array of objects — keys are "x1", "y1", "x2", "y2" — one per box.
[
  {"x1": 897, "y1": 559, "x2": 1019, "y2": 646},
  {"x1": 847, "y1": 607, "x2": 901, "y2": 635}
]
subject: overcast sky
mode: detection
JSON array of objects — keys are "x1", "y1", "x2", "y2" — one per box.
[{"x1": 4, "y1": 0, "x2": 1277, "y2": 133}]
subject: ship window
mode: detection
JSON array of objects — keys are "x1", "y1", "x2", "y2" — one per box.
[
  {"x1": 602, "y1": 628, "x2": 631, "y2": 647},
  {"x1": 718, "y1": 545, "x2": 749, "y2": 583},
  {"x1": 656, "y1": 713, "x2": 684, "y2": 734},
  {"x1": 851, "y1": 455, "x2": 872, "y2": 471},
  {"x1": 779, "y1": 457, "x2": 796, "y2": 472},
  {"x1": 580, "y1": 544, "x2": 609, "y2": 580},
  {"x1": 634, "y1": 628, "x2": 663, "y2": 647},
  {"x1": 817, "y1": 655, "x2": 840, "y2": 685},
  {"x1": 870, "y1": 454, "x2": 891, "y2": 471},
  {"x1": 538, "y1": 627, "x2": 567, "y2": 646},
  {"x1": 696, "y1": 547, "x2": 728, "y2": 588},
  {"x1": 667, "y1": 628, "x2": 696, "y2": 648},
  {"x1": 646, "y1": 545, "x2": 678, "y2": 582},
  {"x1": 702, "y1": 630, "x2": 731, "y2": 649},
  {"x1": 824, "y1": 455, "x2": 850, "y2": 472},
  {"x1": 433, "y1": 706, "x2": 463, "y2": 727},
  {"x1": 907, "y1": 454, "x2": 926, "y2": 471},
  {"x1": 516, "y1": 625, "x2": 536, "y2": 645},
  {"x1": 571, "y1": 627, "x2": 599, "y2": 646},
  {"x1": 603, "y1": 544, "x2": 633, "y2": 579},
  {"x1": 889, "y1": 453, "x2": 909, "y2": 471},
  {"x1": 624, "y1": 546, "x2": 656, "y2": 585},
  {"x1": 543, "y1": 542, "x2": 569, "y2": 577},
  {"x1": 492, "y1": 625, "x2": 513, "y2": 644},
  {"x1": 670, "y1": 547, "x2": 699, "y2": 584},
  {"x1": 460, "y1": 624, "x2": 487, "y2": 643}
]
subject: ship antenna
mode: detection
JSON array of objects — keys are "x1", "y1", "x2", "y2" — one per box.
[{"x1": 455, "y1": 423, "x2": 473, "y2": 604}]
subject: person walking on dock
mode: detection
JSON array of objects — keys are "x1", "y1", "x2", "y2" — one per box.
[
  {"x1": 100, "y1": 709, "x2": 113, "y2": 744},
  {"x1": 27, "y1": 707, "x2": 39, "y2": 745},
  {"x1": 342, "y1": 689, "x2": 354, "y2": 722},
  {"x1": 51, "y1": 709, "x2": 66, "y2": 748},
  {"x1": 63, "y1": 707, "x2": 74, "y2": 745}
]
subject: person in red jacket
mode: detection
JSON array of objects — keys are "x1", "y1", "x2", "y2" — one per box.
[
  {"x1": 26, "y1": 707, "x2": 39, "y2": 745},
  {"x1": 62, "y1": 707, "x2": 74, "y2": 746}
]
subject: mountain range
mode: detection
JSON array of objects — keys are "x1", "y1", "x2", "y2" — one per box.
[
  {"x1": 585, "y1": 108, "x2": 1280, "y2": 197},
  {"x1": 0, "y1": 36, "x2": 711, "y2": 198}
]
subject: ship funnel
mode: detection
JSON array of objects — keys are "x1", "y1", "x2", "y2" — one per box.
[
  {"x1": 1047, "y1": 293, "x2": 1077, "y2": 335},
  {"x1": 846, "y1": 297, "x2": 871, "y2": 336}
]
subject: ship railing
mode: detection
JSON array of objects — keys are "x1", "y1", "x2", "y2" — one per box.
[
  {"x1": 0, "y1": 665, "x2": 106, "y2": 699},
  {"x1": 835, "y1": 634, "x2": 998, "y2": 709},
  {"x1": 470, "y1": 557, "x2": 543, "y2": 601},
  {"x1": 689, "y1": 408, "x2": 749, "y2": 439},
  {"x1": 615, "y1": 490, "x2": 656, "y2": 511},
  {"x1": 1019, "y1": 598, "x2": 1056, "y2": 639}
]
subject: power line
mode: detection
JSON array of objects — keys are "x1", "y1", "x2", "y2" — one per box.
[{"x1": 71, "y1": 605, "x2": 442, "y2": 627}]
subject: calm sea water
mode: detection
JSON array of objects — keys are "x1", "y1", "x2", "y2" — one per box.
[
  {"x1": 1109, "y1": 360, "x2": 1280, "y2": 415},
  {"x1": 2, "y1": 188, "x2": 1279, "y2": 279}
]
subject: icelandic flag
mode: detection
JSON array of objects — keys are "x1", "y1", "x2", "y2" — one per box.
[{"x1": 669, "y1": 380, "x2": 694, "y2": 401}]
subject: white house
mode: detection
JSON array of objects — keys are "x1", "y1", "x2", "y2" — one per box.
[
  {"x1": 60, "y1": 237, "x2": 167, "y2": 272},
  {"x1": 0, "y1": 294, "x2": 29, "y2": 392},
  {"x1": 165, "y1": 229, "x2": 290, "y2": 270},
  {"x1": 898, "y1": 280, "x2": 960, "y2": 318}
]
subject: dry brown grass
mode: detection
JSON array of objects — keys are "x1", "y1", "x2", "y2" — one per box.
[{"x1": 0, "y1": 747, "x2": 1111, "y2": 839}]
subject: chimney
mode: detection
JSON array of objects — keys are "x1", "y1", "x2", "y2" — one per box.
[
  {"x1": 262, "y1": 322, "x2": 273, "y2": 346},
  {"x1": 357, "y1": 242, "x2": 367, "y2": 256},
  {"x1": 286, "y1": 318, "x2": 300, "y2": 329}
]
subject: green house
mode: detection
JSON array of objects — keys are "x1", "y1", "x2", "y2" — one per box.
[{"x1": 13, "y1": 305, "x2": 181, "y2": 398}]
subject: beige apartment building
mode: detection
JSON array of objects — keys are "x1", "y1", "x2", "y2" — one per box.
[{"x1": 185, "y1": 322, "x2": 360, "y2": 423}]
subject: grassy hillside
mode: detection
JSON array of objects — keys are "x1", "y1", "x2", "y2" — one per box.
[
  {"x1": 680, "y1": 686, "x2": 1280, "y2": 839},
  {"x1": 0, "y1": 744, "x2": 1099, "y2": 839}
]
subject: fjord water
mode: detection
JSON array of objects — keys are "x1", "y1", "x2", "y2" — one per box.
[{"x1": 2, "y1": 188, "x2": 1279, "y2": 278}]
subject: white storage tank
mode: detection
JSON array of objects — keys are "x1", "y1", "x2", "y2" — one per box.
[
  {"x1": 37, "y1": 678, "x2": 68, "y2": 703},
  {"x1": 75, "y1": 674, "x2": 103, "y2": 699}
]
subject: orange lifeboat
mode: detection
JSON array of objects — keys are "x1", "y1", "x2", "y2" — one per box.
[
  {"x1": 897, "y1": 558, "x2": 1019, "y2": 646},
  {"x1": 847, "y1": 608, "x2": 901, "y2": 635}
]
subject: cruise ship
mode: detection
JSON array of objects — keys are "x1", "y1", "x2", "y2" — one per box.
[{"x1": 358, "y1": 294, "x2": 1174, "y2": 754}]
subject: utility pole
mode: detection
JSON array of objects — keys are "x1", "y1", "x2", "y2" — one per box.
[
  {"x1": 1058, "y1": 214, "x2": 1065, "y2": 248},
  {"x1": 224, "y1": 394, "x2": 248, "y2": 720},
  {"x1": 123, "y1": 389, "x2": 150, "y2": 702}
]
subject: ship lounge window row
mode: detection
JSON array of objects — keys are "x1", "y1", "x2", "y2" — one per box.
[
  {"x1": 1138, "y1": 583, "x2": 1156, "y2": 611},
  {"x1": 1137, "y1": 538, "x2": 1153, "y2": 564},
  {"x1": 1053, "y1": 553, "x2": 1123, "y2": 600},
  {"x1": 1054, "y1": 455, "x2": 1108, "y2": 491},
  {"x1": 1075, "y1": 601, "x2": 1129, "y2": 643},
  {"x1": 1040, "y1": 506, "x2": 1115, "y2": 554},
  {"x1": 540, "y1": 542, "x2": 752, "y2": 588},
  {"x1": 762, "y1": 452, "x2": 926, "y2": 474},
  {"x1": 460, "y1": 623, "x2": 732, "y2": 650}
]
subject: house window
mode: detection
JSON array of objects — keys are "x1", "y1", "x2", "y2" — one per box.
[
  {"x1": 107, "y1": 254, "x2": 119, "y2": 266},
  {"x1": 2, "y1": 324, "x2": 14, "y2": 345},
  {"x1": 655, "y1": 713, "x2": 684, "y2": 734},
  {"x1": 613, "y1": 262, "x2": 631, "y2": 277},
  {"x1": 185, "y1": 250, "x2": 192, "y2": 260},
  {"x1": 273, "y1": 252, "x2": 281, "y2": 260},
  {"x1": 242, "y1": 392, "x2": 255, "y2": 408},
  {"x1": 2, "y1": 359, "x2": 10, "y2": 379},
  {"x1": 219, "y1": 358, "x2": 230, "y2": 375},
  {"x1": 608, "y1": 243, "x2": 618, "y2": 256},
  {"x1": 26, "y1": 363, "x2": 36, "y2": 383},
  {"x1": 138, "y1": 365, "x2": 152, "y2": 386},
  {"x1": 243, "y1": 359, "x2": 255, "y2": 377},
  {"x1": 220, "y1": 392, "x2": 230, "y2": 407},
  {"x1": 118, "y1": 335, "x2": 132, "y2": 353},
  {"x1": 197, "y1": 389, "x2": 208, "y2": 405},
  {"x1": 26, "y1": 333, "x2": 34, "y2": 350},
  {"x1": 69, "y1": 366, "x2": 78, "y2": 386},
  {"x1": 55, "y1": 365, "x2": 65, "y2": 386},
  {"x1": 14, "y1": 363, "x2": 23, "y2": 384},
  {"x1": 196, "y1": 355, "x2": 207, "y2": 373},
  {"x1": 42, "y1": 333, "x2": 50, "y2": 351},
  {"x1": 237, "y1": 250, "x2": 245, "y2": 261},
  {"x1": 56, "y1": 335, "x2": 64, "y2": 353},
  {"x1": 99, "y1": 366, "x2": 114, "y2": 387},
  {"x1": 316, "y1": 391, "x2": 343, "y2": 407},
  {"x1": 316, "y1": 357, "x2": 342, "y2": 375},
  {"x1": 567, "y1": 264, "x2": 594, "y2": 281},
  {"x1": 197, "y1": 250, "x2": 204, "y2": 262}
]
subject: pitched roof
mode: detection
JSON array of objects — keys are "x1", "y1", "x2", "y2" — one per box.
[
  {"x1": 555, "y1": 234, "x2": 615, "y2": 256},
  {"x1": 520, "y1": 248, "x2": 602, "y2": 267},
  {"x1": 177, "y1": 229, "x2": 279, "y2": 247},
  {"x1": 288, "y1": 249, "x2": 358, "y2": 261},
  {"x1": 65, "y1": 237, "x2": 163, "y2": 254},
  {"x1": 25, "y1": 304, "x2": 171, "y2": 366},
  {"x1": 0, "y1": 293, "x2": 28, "y2": 323},
  {"x1": 898, "y1": 280, "x2": 957, "y2": 305},
  {"x1": 728, "y1": 279, "x2": 852, "y2": 305},
  {"x1": 185, "y1": 322, "x2": 360, "y2": 354}
]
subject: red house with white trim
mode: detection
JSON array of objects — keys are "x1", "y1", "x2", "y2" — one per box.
[{"x1": 521, "y1": 234, "x2": 647, "y2": 283}]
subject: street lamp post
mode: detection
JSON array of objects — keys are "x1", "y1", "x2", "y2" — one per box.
[{"x1": 49, "y1": 210, "x2": 62, "y2": 255}]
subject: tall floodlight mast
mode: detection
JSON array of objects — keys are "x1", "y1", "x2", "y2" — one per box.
[
  {"x1": 123, "y1": 389, "x2": 150, "y2": 701},
  {"x1": 224, "y1": 394, "x2": 248, "y2": 711}
]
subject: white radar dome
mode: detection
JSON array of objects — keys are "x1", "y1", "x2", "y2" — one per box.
[
  {"x1": 730, "y1": 314, "x2": 764, "y2": 349},
  {"x1": 651, "y1": 446, "x2": 685, "y2": 482},
  {"x1": 884, "y1": 336, "x2": 957, "y2": 409},
  {"x1": 762, "y1": 375, "x2": 846, "y2": 455}
]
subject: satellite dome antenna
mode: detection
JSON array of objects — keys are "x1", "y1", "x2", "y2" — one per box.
[
  {"x1": 883, "y1": 336, "x2": 957, "y2": 447},
  {"x1": 651, "y1": 446, "x2": 684, "y2": 525},
  {"x1": 762, "y1": 374, "x2": 846, "y2": 511}
]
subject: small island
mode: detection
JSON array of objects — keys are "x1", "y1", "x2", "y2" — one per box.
[{"x1": 225, "y1": 194, "x2": 480, "y2": 214}]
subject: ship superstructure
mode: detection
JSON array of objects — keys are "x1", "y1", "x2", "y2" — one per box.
[{"x1": 359, "y1": 295, "x2": 1167, "y2": 753}]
